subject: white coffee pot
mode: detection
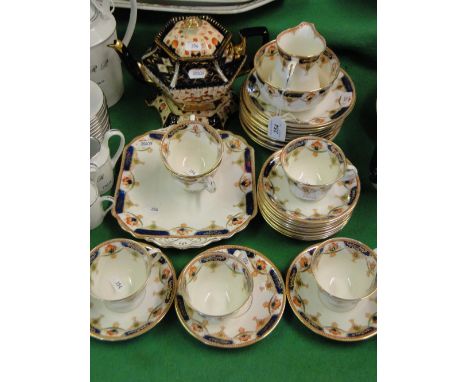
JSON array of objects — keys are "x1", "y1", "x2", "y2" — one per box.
[{"x1": 90, "y1": 0, "x2": 137, "y2": 107}]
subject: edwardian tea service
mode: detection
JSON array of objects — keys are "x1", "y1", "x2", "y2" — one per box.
[{"x1": 90, "y1": 15, "x2": 376, "y2": 345}]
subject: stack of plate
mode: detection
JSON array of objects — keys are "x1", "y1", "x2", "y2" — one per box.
[
  {"x1": 257, "y1": 151, "x2": 360, "y2": 241},
  {"x1": 90, "y1": 81, "x2": 111, "y2": 142},
  {"x1": 240, "y1": 69, "x2": 355, "y2": 151}
]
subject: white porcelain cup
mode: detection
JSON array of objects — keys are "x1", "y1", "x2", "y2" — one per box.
[
  {"x1": 280, "y1": 136, "x2": 347, "y2": 201},
  {"x1": 90, "y1": 181, "x2": 114, "y2": 230},
  {"x1": 312, "y1": 238, "x2": 377, "y2": 312},
  {"x1": 90, "y1": 129, "x2": 125, "y2": 194},
  {"x1": 90, "y1": 239, "x2": 158, "y2": 313},
  {"x1": 179, "y1": 251, "x2": 254, "y2": 318},
  {"x1": 160, "y1": 121, "x2": 223, "y2": 193}
]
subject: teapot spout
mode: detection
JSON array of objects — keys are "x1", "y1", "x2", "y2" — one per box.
[{"x1": 108, "y1": 40, "x2": 154, "y2": 85}]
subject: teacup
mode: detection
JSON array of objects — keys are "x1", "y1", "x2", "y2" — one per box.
[
  {"x1": 280, "y1": 136, "x2": 347, "y2": 201},
  {"x1": 160, "y1": 121, "x2": 223, "y2": 193},
  {"x1": 179, "y1": 251, "x2": 254, "y2": 318},
  {"x1": 90, "y1": 129, "x2": 125, "y2": 195},
  {"x1": 90, "y1": 180, "x2": 114, "y2": 230},
  {"x1": 253, "y1": 40, "x2": 340, "y2": 112},
  {"x1": 90, "y1": 239, "x2": 157, "y2": 313},
  {"x1": 311, "y1": 238, "x2": 377, "y2": 312}
]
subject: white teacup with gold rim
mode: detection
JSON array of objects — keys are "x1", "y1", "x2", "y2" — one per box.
[
  {"x1": 90, "y1": 239, "x2": 158, "y2": 313},
  {"x1": 311, "y1": 238, "x2": 377, "y2": 312},
  {"x1": 160, "y1": 121, "x2": 223, "y2": 193},
  {"x1": 179, "y1": 251, "x2": 254, "y2": 318},
  {"x1": 280, "y1": 136, "x2": 347, "y2": 201}
]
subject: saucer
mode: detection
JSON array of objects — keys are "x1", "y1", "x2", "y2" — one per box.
[
  {"x1": 90, "y1": 243, "x2": 176, "y2": 341},
  {"x1": 175, "y1": 245, "x2": 286, "y2": 348},
  {"x1": 259, "y1": 152, "x2": 360, "y2": 222},
  {"x1": 286, "y1": 244, "x2": 377, "y2": 342},
  {"x1": 148, "y1": 91, "x2": 238, "y2": 130},
  {"x1": 112, "y1": 128, "x2": 257, "y2": 249}
]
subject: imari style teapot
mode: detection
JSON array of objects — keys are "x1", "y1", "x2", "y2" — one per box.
[{"x1": 110, "y1": 16, "x2": 268, "y2": 112}]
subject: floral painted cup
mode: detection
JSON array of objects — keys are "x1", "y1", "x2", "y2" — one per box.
[
  {"x1": 179, "y1": 251, "x2": 254, "y2": 318},
  {"x1": 280, "y1": 136, "x2": 347, "y2": 201},
  {"x1": 90, "y1": 239, "x2": 159, "y2": 313},
  {"x1": 311, "y1": 238, "x2": 377, "y2": 312},
  {"x1": 160, "y1": 121, "x2": 223, "y2": 193},
  {"x1": 253, "y1": 41, "x2": 340, "y2": 112}
]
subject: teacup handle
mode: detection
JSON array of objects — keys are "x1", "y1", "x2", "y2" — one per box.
[
  {"x1": 232, "y1": 249, "x2": 254, "y2": 273},
  {"x1": 99, "y1": 196, "x2": 114, "y2": 216},
  {"x1": 90, "y1": 163, "x2": 99, "y2": 183},
  {"x1": 204, "y1": 176, "x2": 216, "y2": 193},
  {"x1": 343, "y1": 163, "x2": 358, "y2": 181},
  {"x1": 103, "y1": 129, "x2": 125, "y2": 168},
  {"x1": 145, "y1": 246, "x2": 162, "y2": 266}
]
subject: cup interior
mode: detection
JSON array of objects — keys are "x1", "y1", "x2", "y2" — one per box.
[
  {"x1": 162, "y1": 123, "x2": 222, "y2": 177},
  {"x1": 90, "y1": 81, "x2": 104, "y2": 118},
  {"x1": 90, "y1": 240, "x2": 151, "y2": 302},
  {"x1": 183, "y1": 253, "x2": 252, "y2": 316},
  {"x1": 312, "y1": 239, "x2": 377, "y2": 300},
  {"x1": 90, "y1": 137, "x2": 101, "y2": 160},
  {"x1": 282, "y1": 138, "x2": 346, "y2": 186},
  {"x1": 277, "y1": 23, "x2": 325, "y2": 58}
]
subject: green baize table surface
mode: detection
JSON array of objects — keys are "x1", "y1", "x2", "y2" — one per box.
[{"x1": 91, "y1": 1, "x2": 376, "y2": 380}]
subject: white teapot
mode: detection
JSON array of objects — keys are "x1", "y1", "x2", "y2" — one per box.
[{"x1": 90, "y1": 0, "x2": 137, "y2": 107}]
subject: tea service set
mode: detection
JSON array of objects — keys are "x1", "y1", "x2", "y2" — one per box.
[{"x1": 89, "y1": 12, "x2": 376, "y2": 346}]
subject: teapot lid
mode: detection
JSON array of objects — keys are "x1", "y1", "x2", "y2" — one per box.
[{"x1": 159, "y1": 16, "x2": 229, "y2": 59}]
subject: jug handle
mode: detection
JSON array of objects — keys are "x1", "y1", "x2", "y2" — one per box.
[
  {"x1": 122, "y1": 0, "x2": 138, "y2": 46},
  {"x1": 238, "y1": 26, "x2": 270, "y2": 75}
]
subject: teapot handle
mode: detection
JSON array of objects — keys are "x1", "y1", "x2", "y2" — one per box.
[
  {"x1": 122, "y1": 0, "x2": 138, "y2": 46},
  {"x1": 239, "y1": 26, "x2": 270, "y2": 74}
]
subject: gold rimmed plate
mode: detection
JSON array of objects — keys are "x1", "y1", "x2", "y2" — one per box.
[
  {"x1": 175, "y1": 245, "x2": 286, "y2": 348},
  {"x1": 286, "y1": 244, "x2": 377, "y2": 342},
  {"x1": 90, "y1": 243, "x2": 176, "y2": 342}
]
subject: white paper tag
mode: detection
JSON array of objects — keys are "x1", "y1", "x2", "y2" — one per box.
[
  {"x1": 188, "y1": 68, "x2": 207, "y2": 79},
  {"x1": 111, "y1": 279, "x2": 125, "y2": 292},
  {"x1": 186, "y1": 41, "x2": 202, "y2": 51},
  {"x1": 339, "y1": 92, "x2": 353, "y2": 107},
  {"x1": 268, "y1": 116, "x2": 287, "y2": 142},
  {"x1": 234, "y1": 250, "x2": 254, "y2": 273}
]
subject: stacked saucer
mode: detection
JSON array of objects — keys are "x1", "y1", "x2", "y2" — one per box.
[
  {"x1": 239, "y1": 22, "x2": 355, "y2": 151},
  {"x1": 257, "y1": 137, "x2": 360, "y2": 241},
  {"x1": 91, "y1": 81, "x2": 111, "y2": 142}
]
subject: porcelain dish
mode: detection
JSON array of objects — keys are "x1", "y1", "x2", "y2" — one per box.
[
  {"x1": 286, "y1": 244, "x2": 377, "y2": 341},
  {"x1": 240, "y1": 69, "x2": 355, "y2": 151},
  {"x1": 114, "y1": 0, "x2": 277, "y2": 15},
  {"x1": 175, "y1": 245, "x2": 286, "y2": 348},
  {"x1": 257, "y1": 151, "x2": 360, "y2": 240},
  {"x1": 112, "y1": 128, "x2": 257, "y2": 249},
  {"x1": 254, "y1": 41, "x2": 340, "y2": 112},
  {"x1": 90, "y1": 240, "x2": 176, "y2": 341}
]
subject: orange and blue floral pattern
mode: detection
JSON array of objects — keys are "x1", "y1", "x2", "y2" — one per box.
[
  {"x1": 286, "y1": 245, "x2": 377, "y2": 342},
  {"x1": 112, "y1": 129, "x2": 257, "y2": 248},
  {"x1": 175, "y1": 245, "x2": 285, "y2": 348},
  {"x1": 90, "y1": 243, "x2": 176, "y2": 341}
]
